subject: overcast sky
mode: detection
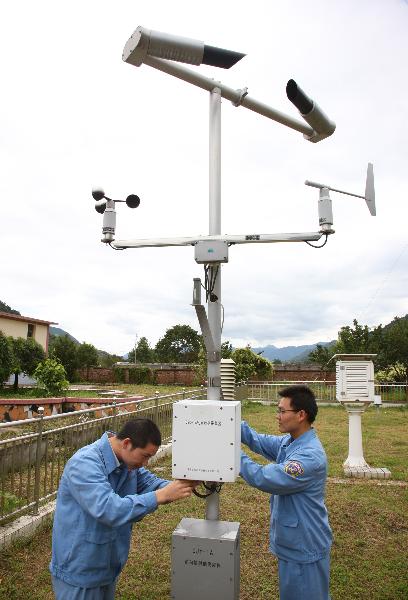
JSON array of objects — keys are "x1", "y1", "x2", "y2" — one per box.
[{"x1": 1, "y1": 0, "x2": 407, "y2": 356}]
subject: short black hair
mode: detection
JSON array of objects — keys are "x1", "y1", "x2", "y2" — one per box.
[
  {"x1": 116, "y1": 418, "x2": 161, "y2": 448},
  {"x1": 278, "y1": 385, "x2": 318, "y2": 424}
]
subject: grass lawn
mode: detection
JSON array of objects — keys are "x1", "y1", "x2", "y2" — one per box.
[
  {"x1": 244, "y1": 402, "x2": 408, "y2": 480},
  {"x1": 0, "y1": 404, "x2": 407, "y2": 599}
]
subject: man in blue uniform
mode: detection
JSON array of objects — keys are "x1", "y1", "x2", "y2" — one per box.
[
  {"x1": 240, "y1": 385, "x2": 332, "y2": 600},
  {"x1": 50, "y1": 418, "x2": 196, "y2": 599}
]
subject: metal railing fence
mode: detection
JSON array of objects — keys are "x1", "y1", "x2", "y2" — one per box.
[
  {"x1": 0, "y1": 388, "x2": 206, "y2": 525},
  {"x1": 374, "y1": 383, "x2": 408, "y2": 403},
  {"x1": 247, "y1": 381, "x2": 408, "y2": 404}
]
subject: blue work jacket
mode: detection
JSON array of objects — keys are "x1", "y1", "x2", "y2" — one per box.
[
  {"x1": 240, "y1": 422, "x2": 332, "y2": 563},
  {"x1": 49, "y1": 432, "x2": 168, "y2": 588}
]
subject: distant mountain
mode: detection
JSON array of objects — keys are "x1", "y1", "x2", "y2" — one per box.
[
  {"x1": 382, "y1": 314, "x2": 408, "y2": 330},
  {"x1": 253, "y1": 341, "x2": 335, "y2": 363},
  {"x1": 49, "y1": 327, "x2": 80, "y2": 344},
  {"x1": 0, "y1": 300, "x2": 21, "y2": 315}
]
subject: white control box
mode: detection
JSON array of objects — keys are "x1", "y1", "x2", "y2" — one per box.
[
  {"x1": 194, "y1": 240, "x2": 229, "y2": 264},
  {"x1": 172, "y1": 400, "x2": 241, "y2": 482}
]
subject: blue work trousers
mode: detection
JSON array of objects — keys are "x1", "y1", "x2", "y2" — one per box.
[
  {"x1": 278, "y1": 555, "x2": 330, "y2": 600},
  {"x1": 52, "y1": 576, "x2": 117, "y2": 600}
]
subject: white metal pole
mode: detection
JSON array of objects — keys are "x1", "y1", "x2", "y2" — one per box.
[
  {"x1": 207, "y1": 86, "x2": 222, "y2": 403},
  {"x1": 206, "y1": 86, "x2": 222, "y2": 521},
  {"x1": 112, "y1": 231, "x2": 323, "y2": 249},
  {"x1": 143, "y1": 56, "x2": 314, "y2": 137}
]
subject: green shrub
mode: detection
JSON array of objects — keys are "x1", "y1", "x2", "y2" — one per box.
[
  {"x1": 113, "y1": 367, "x2": 126, "y2": 383},
  {"x1": 34, "y1": 358, "x2": 69, "y2": 397},
  {"x1": 1, "y1": 492, "x2": 22, "y2": 513},
  {"x1": 129, "y1": 367, "x2": 154, "y2": 384},
  {"x1": 0, "y1": 331, "x2": 13, "y2": 385},
  {"x1": 113, "y1": 367, "x2": 154, "y2": 385}
]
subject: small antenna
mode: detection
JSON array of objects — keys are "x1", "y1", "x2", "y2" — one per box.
[{"x1": 305, "y1": 163, "x2": 376, "y2": 216}]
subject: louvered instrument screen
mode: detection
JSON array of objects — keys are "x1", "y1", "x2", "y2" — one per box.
[{"x1": 336, "y1": 361, "x2": 374, "y2": 401}]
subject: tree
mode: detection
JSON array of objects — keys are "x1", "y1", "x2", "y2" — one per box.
[
  {"x1": 34, "y1": 358, "x2": 69, "y2": 397},
  {"x1": 155, "y1": 325, "x2": 202, "y2": 363},
  {"x1": 308, "y1": 344, "x2": 336, "y2": 370},
  {"x1": 221, "y1": 340, "x2": 233, "y2": 359},
  {"x1": 99, "y1": 351, "x2": 124, "y2": 368},
  {"x1": 336, "y1": 319, "x2": 382, "y2": 354},
  {"x1": 376, "y1": 363, "x2": 407, "y2": 383},
  {"x1": 77, "y1": 342, "x2": 99, "y2": 379},
  {"x1": 128, "y1": 336, "x2": 155, "y2": 363},
  {"x1": 309, "y1": 319, "x2": 384, "y2": 372},
  {"x1": 49, "y1": 334, "x2": 79, "y2": 381},
  {"x1": 0, "y1": 331, "x2": 13, "y2": 385},
  {"x1": 9, "y1": 337, "x2": 45, "y2": 390},
  {"x1": 231, "y1": 346, "x2": 273, "y2": 383},
  {"x1": 195, "y1": 339, "x2": 234, "y2": 381},
  {"x1": 380, "y1": 317, "x2": 408, "y2": 380}
]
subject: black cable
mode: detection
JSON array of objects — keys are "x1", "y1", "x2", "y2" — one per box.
[
  {"x1": 305, "y1": 234, "x2": 328, "y2": 249},
  {"x1": 193, "y1": 482, "x2": 224, "y2": 499},
  {"x1": 203, "y1": 482, "x2": 223, "y2": 492},
  {"x1": 193, "y1": 488, "x2": 214, "y2": 499},
  {"x1": 209, "y1": 266, "x2": 219, "y2": 300},
  {"x1": 203, "y1": 265, "x2": 220, "y2": 302},
  {"x1": 204, "y1": 265, "x2": 210, "y2": 301}
]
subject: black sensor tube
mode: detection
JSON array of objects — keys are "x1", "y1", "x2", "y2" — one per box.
[
  {"x1": 203, "y1": 44, "x2": 246, "y2": 69},
  {"x1": 286, "y1": 79, "x2": 313, "y2": 115}
]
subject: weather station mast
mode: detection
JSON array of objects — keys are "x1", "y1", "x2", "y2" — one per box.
[{"x1": 92, "y1": 26, "x2": 376, "y2": 600}]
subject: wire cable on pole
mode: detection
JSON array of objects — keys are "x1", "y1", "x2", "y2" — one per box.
[
  {"x1": 193, "y1": 482, "x2": 223, "y2": 499},
  {"x1": 305, "y1": 234, "x2": 328, "y2": 249},
  {"x1": 204, "y1": 265, "x2": 220, "y2": 301}
]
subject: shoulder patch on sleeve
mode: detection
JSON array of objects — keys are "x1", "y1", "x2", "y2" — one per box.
[{"x1": 284, "y1": 460, "x2": 305, "y2": 478}]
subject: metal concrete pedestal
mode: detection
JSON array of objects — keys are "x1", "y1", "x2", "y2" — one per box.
[
  {"x1": 342, "y1": 401, "x2": 371, "y2": 469},
  {"x1": 171, "y1": 518, "x2": 240, "y2": 599},
  {"x1": 340, "y1": 400, "x2": 391, "y2": 479}
]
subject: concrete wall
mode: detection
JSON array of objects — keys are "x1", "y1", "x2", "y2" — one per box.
[
  {"x1": 257, "y1": 364, "x2": 335, "y2": 382},
  {"x1": 155, "y1": 368, "x2": 197, "y2": 385},
  {"x1": 77, "y1": 367, "x2": 115, "y2": 383},
  {"x1": 77, "y1": 364, "x2": 334, "y2": 385},
  {"x1": 77, "y1": 365, "x2": 199, "y2": 386},
  {"x1": 0, "y1": 397, "x2": 145, "y2": 422}
]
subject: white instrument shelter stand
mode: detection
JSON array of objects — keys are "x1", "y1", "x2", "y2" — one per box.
[{"x1": 334, "y1": 354, "x2": 391, "y2": 479}]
